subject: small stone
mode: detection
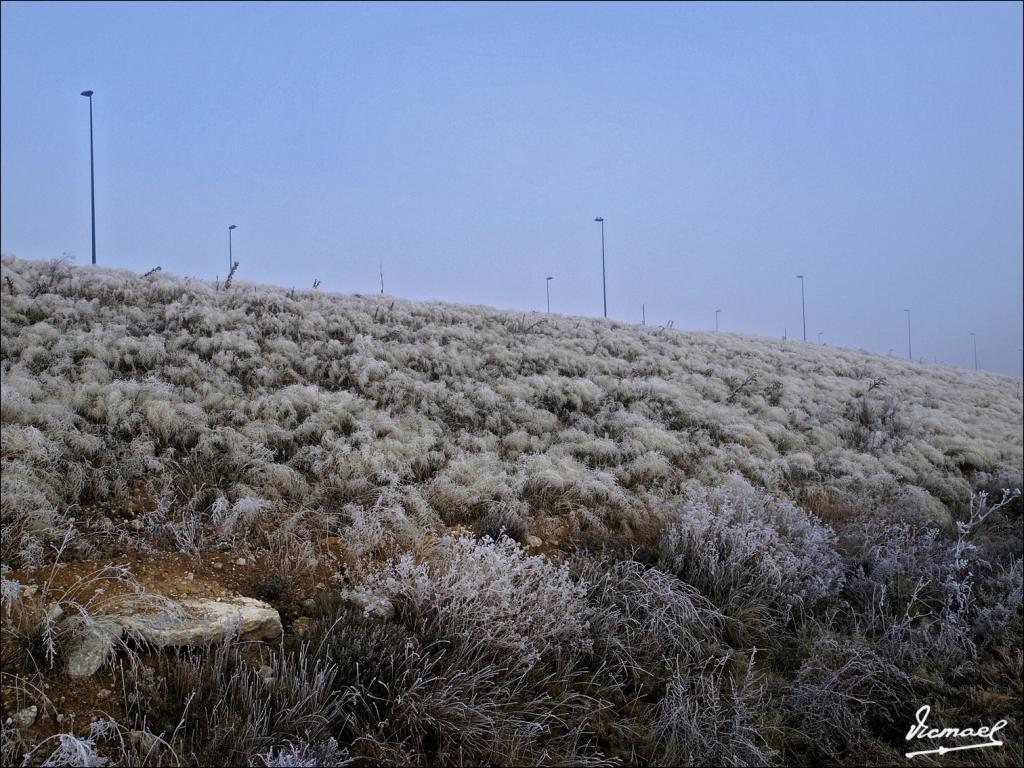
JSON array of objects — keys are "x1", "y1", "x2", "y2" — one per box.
[
  {"x1": 525, "y1": 535, "x2": 543, "y2": 548},
  {"x1": 56, "y1": 713, "x2": 65, "y2": 723},
  {"x1": 130, "y1": 519, "x2": 143, "y2": 531},
  {"x1": 236, "y1": 558, "x2": 247, "y2": 566},
  {"x1": 185, "y1": 572, "x2": 194, "y2": 581},
  {"x1": 300, "y1": 598, "x2": 316, "y2": 611},
  {"x1": 128, "y1": 730, "x2": 161, "y2": 753},
  {"x1": 23, "y1": 585, "x2": 38, "y2": 599},
  {"x1": 96, "y1": 689, "x2": 111, "y2": 700},
  {"x1": 257, "y1": 664, "x2": 274, "y2": 684},
  {"x1": 292, "y1": 616, "x2": 314, "y2": 639},
  {"x1": 213, "y1": 562, "x2": 223, "y2": 570},
  {"x1": 65, "y1": 623, "x2": 122, "y2": 678},
  {"x1": 343, "y1": 591, "x2": 395, "y2": 622},
  {"x1": 12, "y1": 706, "x2": 37, "y2": 729}
]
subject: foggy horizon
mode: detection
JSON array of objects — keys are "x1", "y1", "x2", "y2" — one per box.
[{"x1": 2, "y1": 1, "x2": 1022, "y2": 375}]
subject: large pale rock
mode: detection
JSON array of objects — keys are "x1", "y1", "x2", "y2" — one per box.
[
  {"x1": 118, "y1": 596, "x2": 282, "y2": 647},
  {"x1": 65, "y1": 623, "x2": 122, "y2": 678}
]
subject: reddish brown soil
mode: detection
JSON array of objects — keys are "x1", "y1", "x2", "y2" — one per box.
[{"x1": 1, "y1": 538, "x2": 351, "y2": 749}]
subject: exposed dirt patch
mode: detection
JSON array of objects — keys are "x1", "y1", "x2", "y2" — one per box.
[{"x1": 2, "y1": 538, "x2": 352, "y2": 748}]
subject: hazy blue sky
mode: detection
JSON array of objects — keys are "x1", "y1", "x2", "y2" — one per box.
[{"x1": 2, "y1": 1, "x2": 1022, "y2": 375}]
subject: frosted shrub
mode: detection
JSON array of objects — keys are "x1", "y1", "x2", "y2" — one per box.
[
  {"x1": 573, "y1": 558, "x2": 723, "y2": 682},
  {"x1": 253, "y1": 739, "x2": 351, "y2": 767},
  {"x1": 839, "y1": 489, "x2": 1022, "y2": 665},
  {"x1": 785, "y1": 634, "x2": 910, "y2": 758},
  {"x1": 841, "y1": 518, "x2": 975, "y2": 665},
  {"x1": 659, "y1": 477, "x2": 844, "y2": 625},
  {"x1": 972, "y1": 557, "x2": 1023, "y2": 642},
  {"x1": 348, "y1": 533, "x2": 592, "y2": 670},
  {"x1": 655, "y1": 651, "x2": 776, "y2": 767}
]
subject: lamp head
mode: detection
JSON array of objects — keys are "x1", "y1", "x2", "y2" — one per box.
[
  {"x1": 594, "y1": 217, "x2": 603, "y2": 222},
  {"x1": 546, "y1": 276, "x2": 553, "y2": 281},
  {"x1": 80, "y1": 90, "x2": 94, "y2": 97},
  {"x1": 229, "y1": 225, "x2": 237, "y2": 230}
]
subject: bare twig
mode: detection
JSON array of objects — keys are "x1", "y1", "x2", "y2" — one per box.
[
  {"x1": 726, "y1": 374, "x2": 758, "y2": 404},
  {"x1": 224, "y1": 261, "x2": 240, "y2": 289}
]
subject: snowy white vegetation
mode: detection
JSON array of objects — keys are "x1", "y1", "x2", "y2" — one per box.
[{"x1": 1, "y1": 255, "x2": 1021, "y2": 766}]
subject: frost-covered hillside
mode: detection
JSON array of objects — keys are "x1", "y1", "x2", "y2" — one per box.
[
  {"x1": 2, "y1": 255, "x2": 1020, "y2": 567},
  {"x1": 1, "y1": 255, "x2": 1022, "y2": 767}
]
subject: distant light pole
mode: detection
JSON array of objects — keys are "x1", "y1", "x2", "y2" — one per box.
[
  {"x1": 1015, "y1": 348, "x2": 1024, "y2": 397},
  {"x1": 80, "y1": 90, "x2": 96, "y2": 264},
  {"x1": 715, "y1": 309, "x2": 721, "y2": 332},
  {"x1": 904, "y1": 309, "x2": 912, "y2": 360},
  {"x1": 594, "y1": 217, "x2": 606, "y2": 318},
  {"x1": 228, "y1": 225, "x2": 237, "y2": 272},
  {"x1": 545, "y1": 276, "x2": 553, "y2": 313},
  {"x1": 970, "y1": 332, "x2": 978, "y2": 371},
  {"x1": 796, "y1": 275, "x2": 806, "y2": 341},
  {"x1": 642, "y1": 303, "x2": 646, "y2": 326}
]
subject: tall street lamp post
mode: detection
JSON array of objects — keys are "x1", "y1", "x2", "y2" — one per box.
[
  {"x1": 796, "y1": 275, "x2": 806, "y2": 341},
  {"x1": 80, "y1": 90, "x2": 96, "y2": 264},
  {"x1": 228, "y1": 225, "x2": 237, "y2": 273},
  {"x1": 904, "y1": 309, "x2": 912, "y2": 360},
  {"x1": 545, "y1": 276, "x2": 553, "y2": 314},
  {"x1": 595, "y1": 217, "x2": 606, "y2": 318}
]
